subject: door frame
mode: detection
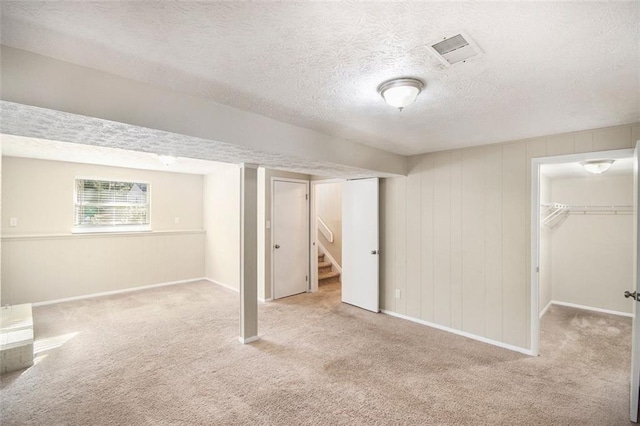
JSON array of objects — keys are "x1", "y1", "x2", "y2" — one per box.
[
  {"x1": 309, "y1": 178, "x2": 345, "y2": 293},
  {"x1": 270, "y1": 177, "x2": 310, "y2": 299},
  {"x1": 529, "y1": 148, "x2": 633, "y2": 356}
]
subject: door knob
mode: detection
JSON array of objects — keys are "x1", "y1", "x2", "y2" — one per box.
[
  {"x1": 371, "y1": 250, "x2": 378, "y2": 255},
  {"x1": 624, "y1": 290, "x2": 638, "y2": 301},
  {"x1": 274, "y1": 244, "x2": 280, "y2": 249}
]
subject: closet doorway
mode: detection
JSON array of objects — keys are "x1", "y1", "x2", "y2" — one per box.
[{"x1": 531, "y1": 147, "x2": 639, "y2": 422}]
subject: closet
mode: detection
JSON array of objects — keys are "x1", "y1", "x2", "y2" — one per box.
[{"x1": 539, "y1": 161, "x2": 634, "y2": 317}]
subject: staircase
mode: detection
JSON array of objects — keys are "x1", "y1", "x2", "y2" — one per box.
[{"x1": 318, "y1": 253, "x2": 340, "y2": 285}]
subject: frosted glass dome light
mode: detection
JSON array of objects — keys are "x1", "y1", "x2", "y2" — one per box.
[
  {"x1": 378, "y1": 78, "x2": 424, "y2": 111},
  {"x1": 581, "y1": 160, "x2": 614, "y2": 174}
]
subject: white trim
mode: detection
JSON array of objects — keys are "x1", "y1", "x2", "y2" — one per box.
[
  {"x1": 382, "y1": 310, "x2": 533, "y2": 356},
  {"x1": 72, "y1": 225, "x2": 151, "y2": 234},
  {"x1": 32, "y1": 278, "x2": 207, "y2": 307},
  {"x1": 530, "y1": 148, "x2": 634, "y2": 358},
  {"x1": 317, "y1": 241, "x2": 342, "y2": 274},
  {"x1": 2, "y1": 229, "x2": 206, "y2": 241},
  {"x1": 539, "y1": 300, "x2": 553, "y2": 318},
  {"x1": 550, "y1": 300, "x2": 634, "y2": 318},
  {"x1": 238, "y1": 336, "x2": 260, "y2": 344},
  {"x1": 270, "y1": 177, "x2": 310, "y2": 300},
  {"x1": 204, "y1": 278, "x2": 239, "y2": 293},
  {"x1": 317, "y1": 216, "x2": 334, "y2": 243}
]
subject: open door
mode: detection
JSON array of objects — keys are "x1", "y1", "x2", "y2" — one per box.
[
  {"x1": 631, "y1": 141, "x2": 640, "y2": 422},
  {"x1": 342, "y1": 178, "x2": 379, "y2": 312}
]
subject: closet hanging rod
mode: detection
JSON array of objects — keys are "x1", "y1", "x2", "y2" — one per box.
[{"x1": 541, "y1": 203, "x2": 633, "y2": 215}]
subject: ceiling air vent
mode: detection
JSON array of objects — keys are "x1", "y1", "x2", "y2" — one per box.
[{"x1": 426, "y1": 32, "x2": 483, "y2": 67}]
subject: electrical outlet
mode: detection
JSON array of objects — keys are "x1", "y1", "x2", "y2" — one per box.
[
  {"x1": 174, "y1": 217, "x2": 180, "y2": 225},
  {"x1": 9, "y1": 218, "x2": 18, "y2": 227},
  {"x1": 266, "y1": 220, "x2": 271, "y2": 229},
  {"x1": 395, "y1": 289, "x2": 401, "y2": 299}
]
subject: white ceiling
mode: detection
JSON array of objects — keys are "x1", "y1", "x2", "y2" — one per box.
[{"x1": 1, "y1": 2, "x2": 638, "y2": 156}]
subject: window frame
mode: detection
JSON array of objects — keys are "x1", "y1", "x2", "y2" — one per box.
[{"x1": 72, "y1": 177, "x2": 152, "y2": 234}]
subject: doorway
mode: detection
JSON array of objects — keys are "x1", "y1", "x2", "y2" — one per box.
[
  {"x1": 531, "y1": 149, "x2": 633, "y2": 356},
  {"x1": 310, "y1": 178, "x2": 380, "y2": 313},
  {"x1": 310, "y1": 179, "x2": 344, "y2": 293},
  {"x1": 272, "y1": 178, "x2": 309, "y2": 299},
  {"x1": 531, "y1": 148, "x2": 639, "y2": 422}
]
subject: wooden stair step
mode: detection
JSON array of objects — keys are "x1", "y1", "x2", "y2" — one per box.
[
  {"x1": 318, "y1": 270, "x2": 340, "y2": 284},
  {"x1": 318, "y1": 261, "x2": 332, "y2": 273}
]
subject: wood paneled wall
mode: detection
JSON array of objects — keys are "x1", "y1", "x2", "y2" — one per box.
[{"x1": 380, "y1": 123, "x2": 640, "y2": 351}]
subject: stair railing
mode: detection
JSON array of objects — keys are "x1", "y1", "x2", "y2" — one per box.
[{"x1": 317, "y1": 216, "x2": 334, "y2": 243}]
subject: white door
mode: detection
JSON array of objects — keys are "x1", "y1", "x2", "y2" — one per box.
[
  {"x1": 631, "y1": 141, "x2": 640, "y2": 422},
  {"x1": 273, "y1": 180, "x2": 309, "y2": 299},
  {"x1": 342, "y1": 178, "x2": 379, "y2": 312}
]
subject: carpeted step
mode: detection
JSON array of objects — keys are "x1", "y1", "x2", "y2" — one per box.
[
  {"x1": 319, "y1": 270, "x2": 340, "y2": 285},
  {"x1": 318, "y1": 253, "x2": 325, "y2": 262},
  {"x1": 1, "y1": 304, "x2": 34, "y2": 374},
  {"x1": 318, "y1": 261, "x2": 332, "y2": 274}
]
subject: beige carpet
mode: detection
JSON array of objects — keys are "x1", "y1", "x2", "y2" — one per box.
[{"x1": 0, "y1": 281, "x2": 634, "y2": 425}]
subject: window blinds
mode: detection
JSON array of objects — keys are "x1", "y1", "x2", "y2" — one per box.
[{"x1": 74, "y1": 179, "x2": 150, "y2": 227}]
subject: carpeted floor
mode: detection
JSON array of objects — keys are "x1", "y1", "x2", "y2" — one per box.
[{"x1": 0, "y1": 281, "x2": 634, "y2": 425}]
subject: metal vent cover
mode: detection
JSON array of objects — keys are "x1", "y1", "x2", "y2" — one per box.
[{"x1": 426, "y1": 32, "x2": 483, "y2": 67}]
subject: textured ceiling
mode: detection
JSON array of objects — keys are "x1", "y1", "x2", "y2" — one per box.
[
  {"x1": 1, "y1": 134, "x2": 233, "y2": 176},
  {"x1": 1, "y1": 2, "x2": 639, "y2": 155},
  {"x1": 0, "y1": 101, "x2": 384, "y2": 179}
]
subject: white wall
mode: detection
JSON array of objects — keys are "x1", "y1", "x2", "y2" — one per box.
[
  {"x1": 1, "y1": 157, "x2": 205, "y2": 304},
  {"x1": 539, "y1": 175, "x2": 552, "y2": 314},
  {"x1": 381, "y1": 123, "x2": 640, "y2": 351},
  {"x1": 549, "y1": 174, "x2": 633, "y2": 314},
  {"x1": 316, "y1": 182, "x2": 342, "y2": 267},
  {"x1": 203, "y1": 164, "x2": 240, "y2": 290},
  {"x1": 258, "y1": 168, "x2": 310, "y2": 300}
]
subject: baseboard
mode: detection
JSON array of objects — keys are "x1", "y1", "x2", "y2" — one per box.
[
  {"x1": 238, "y1": 336, "x2": 260, "y2": 344},
  {"x1": 204, "y1": 278, "x2": 239, "y2": 293},
  {"x1": 204, "y1": 279, "x2": 272, "y2": 302},
  {"x1": 539, "y1": 300, "x2": 553, "y2": 318},
  {"x1": 550, "y1": 300, "x2": 633, "y2": 318},
  {"x1": 381, "y1": 310, "x2": 534, "y2": 356},
  {"x1": 317, "y1": 241, "x2": 342, "y2": 273},
  {"x1": 32, "y1": 278, "x2": 207, "y2": 307}
]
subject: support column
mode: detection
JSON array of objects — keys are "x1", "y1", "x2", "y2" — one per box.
[{"x1": 239, "y1": 163, "x2": 259, "y2": 344}]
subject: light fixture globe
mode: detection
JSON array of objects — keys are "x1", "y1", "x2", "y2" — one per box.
[
  {"x1": 378, "y1": 77, "x2": 424, "y2": 111},
  {"x1": 581, "y1": 160, "x2": 614, "y2": 174}
]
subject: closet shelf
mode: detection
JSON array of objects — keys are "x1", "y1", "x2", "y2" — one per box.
[{"x1": 541, "y1": 203, "x2": 633, "y2": 228}]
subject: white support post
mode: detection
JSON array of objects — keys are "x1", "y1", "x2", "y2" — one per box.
[{"x1": 239, "y1": 163, "x2": 259, "y2": 344}]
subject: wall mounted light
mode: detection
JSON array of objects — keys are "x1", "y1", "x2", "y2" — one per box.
[
  {"x1": 581, "y1": 160, "x2": 614, "y2": 174},
  {"x1": 377, "y1": 77, "x2": 424, "y2": 111}
]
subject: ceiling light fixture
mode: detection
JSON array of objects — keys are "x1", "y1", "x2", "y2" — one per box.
[
  {"x1": 377, "y1": 77, "x2": 424, "y2": 111},
  {"x1": 158, "y1": 155, "x2": 177, "y2": 166},
  {"x1": 581, "y1": 160, "x2": 614, "y2": 174}
]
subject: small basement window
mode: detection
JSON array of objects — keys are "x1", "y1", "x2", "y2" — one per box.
[{"x1": 73, "y1": 179, "x2": 150, "y2": 233}]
